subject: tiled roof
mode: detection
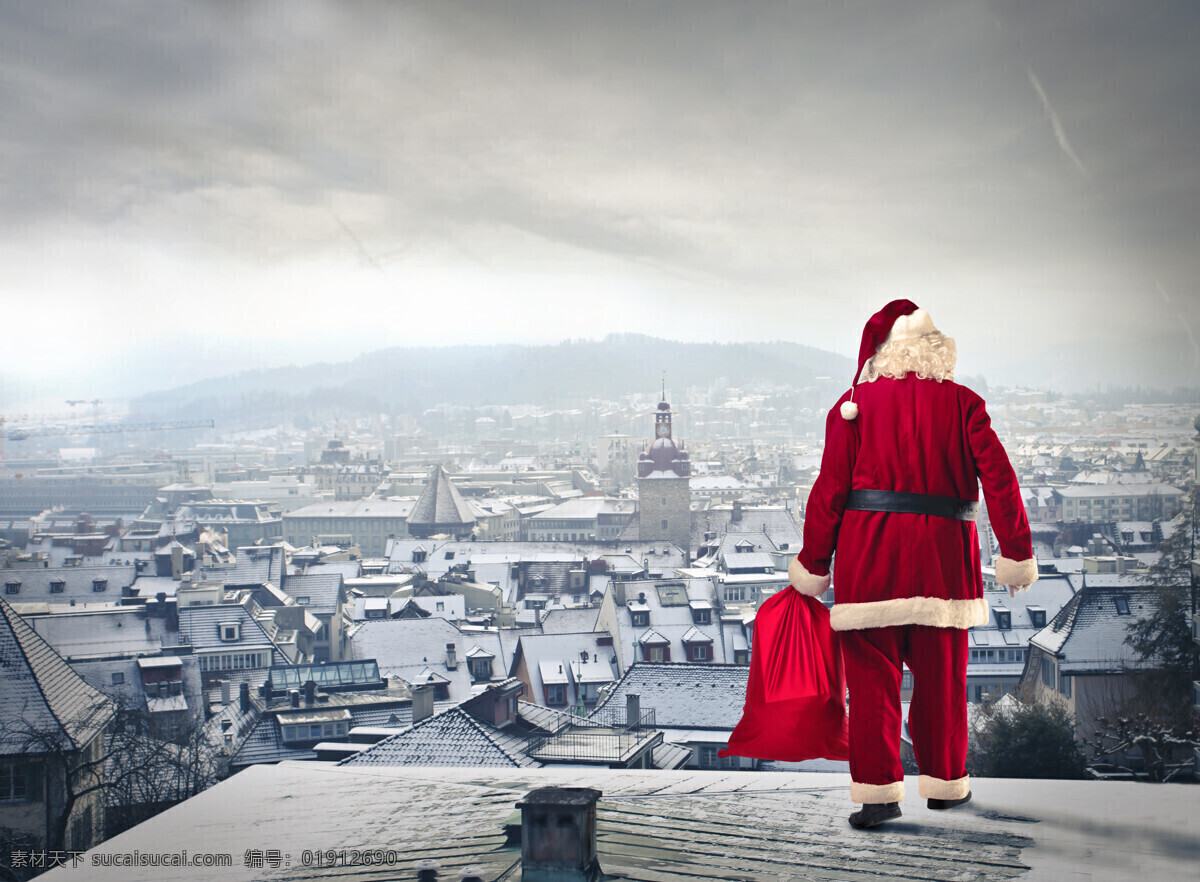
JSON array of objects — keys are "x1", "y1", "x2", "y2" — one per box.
[
  {"x1": 1031, "y1": 584, "x2": 1165, "y2": 673},
  {"x1": 0, "y1": 597, "x2": 115, "y2": 755},
  {"x1": 407, "y1": 467, "x2": 476, "y2": 528},
  {"x1": 339, "y1": 706, "x2": 539, "y2": 768},
  {"x1": 177, "y1": 605, "x2": 289, "y2": 663},
  {"x1": 592, "y1": 661, "x2": 749, "y2": 729},
  {"x1": 280, "y1": 571, "x2": 343, "y2": 617},
  {"x1": 0, "y1": 564, "x2": 137, "y2": 602},
  {"x1": 198, "y1": 545, "x2": 287, "y2": 586},
  {"x1": 536, "y1": 606, "x2": 599, "y2": 633}
]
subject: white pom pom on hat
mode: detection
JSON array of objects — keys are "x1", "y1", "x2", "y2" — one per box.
[{"x1": 841, "y1": 300, "x2": 935, "y2": 421}]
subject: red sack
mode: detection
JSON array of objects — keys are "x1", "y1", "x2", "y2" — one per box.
[{"x1": 719, "y1": 587, "x2": 849, "y2": 762}]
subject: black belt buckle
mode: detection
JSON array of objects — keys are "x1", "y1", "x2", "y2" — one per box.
[{"x1": 845, "y1": 489, "x2": 978, "y2": 521}]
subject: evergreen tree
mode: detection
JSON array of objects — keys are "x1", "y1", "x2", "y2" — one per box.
[
  {"x1": 972, "y1": 699, "x2": 1087, "y2": 779},
  {"x1": 1125, "y1": 486, "x2": 1198, "y2": 706}
]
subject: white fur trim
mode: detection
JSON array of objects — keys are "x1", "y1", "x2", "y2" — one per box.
[
  {"x1": 995, "y1": 556, "x2": 1038, "y2": 590},
  {"x1": 830, "y1": 596, "x2": 989, "y2": 631},
  {"x1": 789, "y1": 556, "x2": 831, "y2": 597},
  {"x1": 887, "y1": 308, "x2": 935, "y2": 343},
  {"x1": 850, "y1": 780, "x2": 905, "y2": 804},
  {"x1": 919, "y1": 774, "x2": 970, "y2": 800},
  {"x1": 840, "y1": 399, "x2": 859, "y2": 420}
]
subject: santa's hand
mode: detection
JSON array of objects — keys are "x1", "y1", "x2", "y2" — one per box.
[{"x1": 1007, "y1": 585, "x2": 1018, "y2": 598}]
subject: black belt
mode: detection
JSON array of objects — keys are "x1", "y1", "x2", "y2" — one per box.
[{"x1": 845, "y1": 489, "x2": 978, "y2": 521}]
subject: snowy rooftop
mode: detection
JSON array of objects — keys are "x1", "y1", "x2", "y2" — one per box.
[{"x1": 41, "y1": 765, "x2": 1199, "y2": 881}]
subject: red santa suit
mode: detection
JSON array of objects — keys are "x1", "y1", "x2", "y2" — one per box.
[{"x1": 788, "y1": 300, "x2": 1037, "y2": 805}]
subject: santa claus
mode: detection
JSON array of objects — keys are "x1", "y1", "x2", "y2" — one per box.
[{"x1": 788, "y1": 299, "x2": 1037, "y2": 829}]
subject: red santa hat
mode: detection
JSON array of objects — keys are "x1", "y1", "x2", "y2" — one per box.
[{"x1": 840, "y1": 299, "x2": 936, "y2": 420}]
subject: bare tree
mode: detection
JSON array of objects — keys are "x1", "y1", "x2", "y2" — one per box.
[{"x1": 0, "y1": 694, "x2": 229, "y2": 859}]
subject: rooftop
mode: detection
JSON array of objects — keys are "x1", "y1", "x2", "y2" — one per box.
[{"x1": 42, "y1": 764, "x2": 1200, "y2": 881}]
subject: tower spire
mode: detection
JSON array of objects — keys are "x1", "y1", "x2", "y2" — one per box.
[{"x1": 661, "y1": 372, "x2": 666, "y2": 402}]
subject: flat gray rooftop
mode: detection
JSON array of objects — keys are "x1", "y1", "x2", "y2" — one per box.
[{"x1": 42, "y1": 765, "x2": 1199, "y2": 881}]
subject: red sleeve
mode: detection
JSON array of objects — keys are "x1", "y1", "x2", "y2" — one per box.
[
  {"x1": 796, "y1": 394, "x2": 858, "y2": 579},
  {"x1": 964, "y1": 391, "x2": 1037, "y2": 586}
]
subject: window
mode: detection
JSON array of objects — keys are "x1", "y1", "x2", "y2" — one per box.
[
  {"x1": 4, "y1": 581, "x2": 18, "y2": 595},
  {"x1": 49, "y1": 580, "x2": 65, "y2": 594},
  {"x1": 468, "y1": 658, "x2": 493, "y2": 681},
  {"x1": 219, "y1": 622, "x2": 240, "y2": 642},
  {"x1": 660, "y1": 520, "x2": 668, "y2": 530},
  {"x1": 1029, "y1": 608, "x2": 1046, "y2": 628},
  {"x1": 645, "y1": 645, "x2": 665, "y2": 662},
  {"x1": 296, "y1": 597, "x2": 310, "y2": 605},
  {"x1": 661, "y1": 497, "x2": 667, "y2": 505},
  {"x1": 994, "y1": 609, "x2": 1011, "y2": 630},
  {"x1": 444, "y1": 551, "x2": 455, "y2": 560},
  {"x1": 546, "y1": 684, "x2": 566, "y2": 706},
  {"x1": 1041, "y1": 657, "x2": 1056, "y2": 689},
  {"x1": 734, "y1": 649, "x2": 749, "y2": 665},
  {"x1": 1114, "y1": 596, "x2": 1130, "y2": 615},
  {"x1": 1059, "y1": 674, "x2": 1072, "y2": 698},
  {"x1": 699, "y1": 745, "x2": 718, "y2": 769},
  {"x1": 690, "y1": 644, "x2": 710, "y2": 661},
  {"x1": 111, "y1": 672, "x2": 125, "y2": 685},
  {"x1": 435, "y1": 602, "x2": 444, "y2": 612},
  {"x1": 92, "y1": 579, "x2": 108, "y2": 592},
  {"x1": 693, "y1": 609, "x2": 711, "y2": 625},
  {"x1": 631, "y1": 611, "x2": 649, "y2": 627},
  {"x1": 901, "y1": 671, "x2": 914, "y2": 690},
  {"x1": 0, "y1": 763, "x2": 28, "y2": 803}
]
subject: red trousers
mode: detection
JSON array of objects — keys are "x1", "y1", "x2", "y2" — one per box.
[{"x1": 840, "y1": 624, "x2": 970, "y2": 804}]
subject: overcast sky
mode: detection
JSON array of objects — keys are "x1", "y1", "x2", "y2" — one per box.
[{"x1": 1, "y1": 1, "x2": 1198, "y2": 401}]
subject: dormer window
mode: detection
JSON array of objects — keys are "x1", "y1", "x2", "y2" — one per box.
[
  {"x1": 993, "y1": 609, "x2": 1011, "y2": 630},
  {"x1": 296, "y1": 597, "x2": 310, "y2": 605},
  {"x1": 4, "y1": 581, "x2": 19, "y2": 595},
  {"x1": 468, "y1": 658, "x2": 492, "y2": 681},
  {"x1": 1027, "y1": 607, "x2": 1046, "y2": 628},
  {"x1": 92, "y1": 579, "x2": 107, "y2": 592},
  {"x1": 412, "y1": 549, "x2": 426, "y2": 563},
  {"x1": 631, "y1": 610, "x2": 649, "y2": 627},
  {"x1": 49, "y1": 580, "x2": 65, "y2": 594},
  {"x1": 219, "y1": 622, "x2": 240, "y2": 642}
]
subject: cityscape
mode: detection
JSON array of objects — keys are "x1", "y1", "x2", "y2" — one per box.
[{"x1": 3, "y1": 2, "x2": 1200, "y2": 880}]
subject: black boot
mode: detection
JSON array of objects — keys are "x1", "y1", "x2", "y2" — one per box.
[
  {"x1": 848, "y1": 802, "x2": 902, "y2": 829},
  {"x1": 927, "y1": 791, "x2": 972, "y2": 810}
]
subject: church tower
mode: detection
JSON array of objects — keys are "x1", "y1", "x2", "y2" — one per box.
[{"x1": 636, "y1": 384, "x2": 691, "y2": 553}]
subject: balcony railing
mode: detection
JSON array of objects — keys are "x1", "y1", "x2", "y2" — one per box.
[{"x1": 525, "y1": 707, "x2": 659, "y2": 765}]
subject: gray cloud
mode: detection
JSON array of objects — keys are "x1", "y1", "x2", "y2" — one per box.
[{"x1": 0, "y1": 1, "x2": 1198, "y2": 393}]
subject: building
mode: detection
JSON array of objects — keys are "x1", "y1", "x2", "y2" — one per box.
[
  {"x1": 1020, "y1": 580, "x2": 1170, "y2": 744},
  {"x1": 0, "y1": 597, "x2": 115, "y2": 855},
  {"x1": 526, "y1": 497, "x2": 635, "y2": 542},
  {"x1": 618, "y1": 395, "x2": 693, "y2": 555},
  {"x1": 405, "y1": 466, "x2": 477, "y2": 539},
  {"x1": 1057, "y1": 483, "x2": 1185, "y2": 523},
  {"x1": 283, "y1": 499, "x2": 415, "y2": 555}
]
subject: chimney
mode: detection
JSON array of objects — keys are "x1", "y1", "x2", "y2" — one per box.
[
  {"x1": 220, "y1": 680, "x2": 231, "y2": 706},
  {"x1": 732, "y1": 501, "x2": 743, "y2": 523},
  {"x1": 637, "y1": 592, "x2": 645, "y2": 604},
  {"x1": 155, "y1": 592, "x2": 167, "y2": 617},
  {"x1": 289, "y1": 689, "x2": 300, "y2": 709},
  {"x1": 239, "y1": 682, "x2": 251, "y2": 713},
  {"x1": 171, "y1": 543, "x2": 184, "y2": 580},
  {"x1": 626, "y1": 693, "x2": 641, "y2": 728},
  {"x1": 515, "y1": 787, "x2": 602, "y2": 882},
  {"x1": 445, "y1": 643, "x2": 458, "y2": 669},
  {"x1": 412, "y1": 683, "x2": 434, "y2": 724},
  {"x1": 304, "y1": 679, "x2": 317, "y2": 705}
]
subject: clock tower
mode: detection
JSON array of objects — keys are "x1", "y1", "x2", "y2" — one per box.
[{"x1": 636, "y1": 386, "x2": 692, "y2": 553}]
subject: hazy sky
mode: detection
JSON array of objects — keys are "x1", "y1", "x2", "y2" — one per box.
[{"x1": 2, "y1": 1, "x2": 1198, "y2": 400}]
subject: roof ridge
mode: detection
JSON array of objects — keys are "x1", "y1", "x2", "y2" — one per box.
[{"x1": 0, "y1": 596, "x2": 113, "y2": 751}]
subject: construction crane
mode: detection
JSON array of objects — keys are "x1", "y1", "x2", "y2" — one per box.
[{"x1": 4, "y1": 418, "x2": 214, "y2": 442}]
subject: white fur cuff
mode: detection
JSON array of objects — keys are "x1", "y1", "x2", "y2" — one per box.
[
  {"x1": 789, "y1": 556, "x2": 831, "y2": 597},
  {"x1": 995, "y1": 556, "x2": 1038, "y2": 590},
  {"x1": 851, "y1": 780, "x2": 905, "y2": 804},
  {"x1": 919, "y1": 774, "x2": 970, "y2": 800},
  {"x1": 830, "y1": 596, "x2": 989, "y2": 631}
]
